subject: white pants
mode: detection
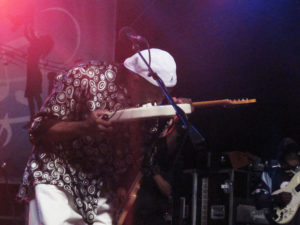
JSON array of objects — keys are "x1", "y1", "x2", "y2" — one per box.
[{"x1": 28, "y1": 184, "x2": 112, "y2": 225}]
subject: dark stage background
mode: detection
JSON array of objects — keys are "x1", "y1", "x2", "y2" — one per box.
[
  {"x1": 116, "y1": 0, "x2": 300, "y2": 160},
  {"x1": 0, "y1": 0, "x2": 299, "y2": 181}
]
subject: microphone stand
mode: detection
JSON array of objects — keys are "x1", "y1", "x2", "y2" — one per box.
[
  {"x1": 131, "y1": 41, "x2": 205, "y2": 149},
  {"x1": 131, "y1": 41, "x2": 206, "y2": 225}
]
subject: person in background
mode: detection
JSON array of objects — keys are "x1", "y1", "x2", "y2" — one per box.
[
  {"x1": 253, "y1": 137, "x2": 300, "y2": 225},
  {"x1": 24, "y1": 26, "x2": 54, "y2": 128}
]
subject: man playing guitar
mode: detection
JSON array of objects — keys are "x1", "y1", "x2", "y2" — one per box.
[
  {"x1": 253, "y1": 138, "x2": 300, "y2": 225},
  {"x1": 17, "y1": 48, "x2": 192, "y2": 225}
]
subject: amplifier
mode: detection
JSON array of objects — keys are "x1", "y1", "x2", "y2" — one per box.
[
  {"x1": 200, "y1": 169, "x2": 268, "y2": 225},
  {"x1": 236, "y1": 204, "x2": 269, "y2": 224}
]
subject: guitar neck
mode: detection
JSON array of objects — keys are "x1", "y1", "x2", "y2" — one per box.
[
  {"x1": 192, "y1": 98, "x2": 256, "y2": 108},
  {"x1": 192, "y1": 100, "x2": 230, "y2": 107}
]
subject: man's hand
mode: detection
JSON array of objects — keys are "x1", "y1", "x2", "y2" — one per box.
[
  {"x1": 273, "y1": 192, "x2": 292, "y2": 208},
  {"x1": 85, "y1": 109, "x2": 114, "y2": 136},
  {"x1": 38, "y1": 109, "x2": 114, "y2": 143},
  {"x1": 153, "y1": 174, "x2": 172, "y2": 197},
  {"x1": 173, "y1": 97, "x2": 194, "y2": 112}
]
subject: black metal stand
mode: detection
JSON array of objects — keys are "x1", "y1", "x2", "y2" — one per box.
[
  {"x1": 131, "y1": 41, "x2": 205, "y2": 150},
  {"x1": 130, "y1": 40, "x2": 207, "y2": 225}
]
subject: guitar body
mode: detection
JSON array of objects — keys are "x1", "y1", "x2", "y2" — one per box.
[
  {"x1": 109, "y1": 103, "x2": 191, "y2": 122},
  {"x1": 272, "y1": 172, "x2": 300, "y2": 224}
]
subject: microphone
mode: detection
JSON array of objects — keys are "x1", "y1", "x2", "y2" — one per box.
[{"x1": 118, "y1": 26, "x2": 146, "y2": 42}]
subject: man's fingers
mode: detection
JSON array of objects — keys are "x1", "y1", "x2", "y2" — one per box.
[
  {"x1": 172, "y1": 97, "x2": 192, "y2": 104},
  {"x1": 93, "y1": 109, "x2": 110, "y2": 117},
  {"x1": 97, "y1": 124, "x2": 113, "y2": 132},
  {"x1": 86, "y1": 109, "x2": 115, "y2": 136},
  {"x1": 95, "y1": 117, "x2": 112, "y2": 127}
]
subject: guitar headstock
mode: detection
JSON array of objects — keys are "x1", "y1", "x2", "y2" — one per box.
[
  {"x1": 226, "y1": 98, "x2": 256, "y2": 105},
  {"x1": 192, "y1": 98, "x2": 257, "y2": 108}
]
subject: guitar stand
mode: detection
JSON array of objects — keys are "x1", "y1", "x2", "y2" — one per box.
[{"x1": 182, "y1": 169, "x2": 199, "y2": 225}]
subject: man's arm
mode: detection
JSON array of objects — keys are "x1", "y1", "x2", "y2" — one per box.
[
  {"x1": 153, "y1": 174, "x2": 172, "y2": 197},
  {"x1": 29, "y1": 63, "x2": 123, "y2": 145},
  {"x1": 253, "y1": 169, "x2": 291, "y2": 209},
  {"x1": 33, "y1": 109, "x2": 113, "y2": 144}
]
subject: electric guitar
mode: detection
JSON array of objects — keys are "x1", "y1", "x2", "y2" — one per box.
[
  {"x1": 272, "y1": 172, "x2": 300, "y2": 224},
  {"x1": 107, "y1": 98, "x2": 256, "y2": 122}
]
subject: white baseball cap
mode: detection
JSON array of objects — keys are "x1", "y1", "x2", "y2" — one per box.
[{"x1": 124, "y1": 48, "x2": 177, "y2": 87}]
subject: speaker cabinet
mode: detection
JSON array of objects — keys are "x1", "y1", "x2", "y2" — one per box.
[{"x1": 201, "y1": 169, "x2": 268, "y2": 225}]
